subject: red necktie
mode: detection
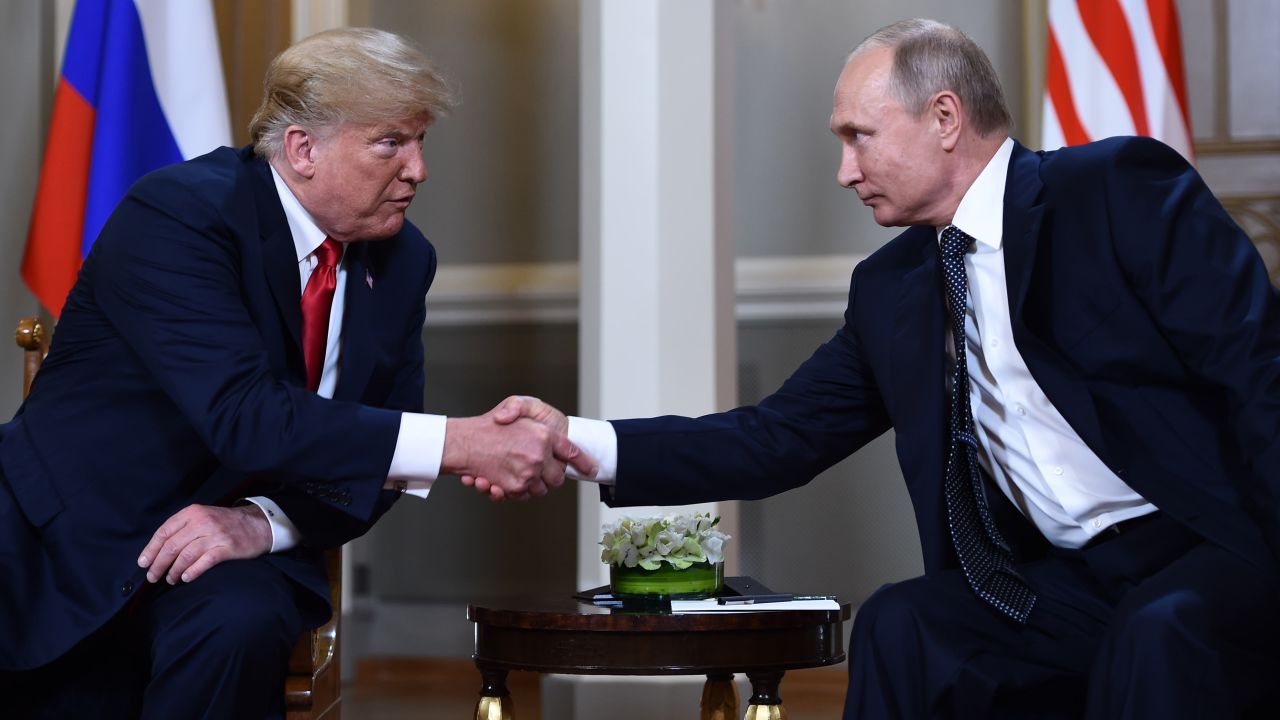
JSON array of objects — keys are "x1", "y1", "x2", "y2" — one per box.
[{"x1": 300, "y1": 238, "x2": 342, "y2": 391}]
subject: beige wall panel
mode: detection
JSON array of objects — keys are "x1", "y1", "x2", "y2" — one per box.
[
  {"x1": 213, "y1": 0, "x2": 291, "y2": 146},
  {"x1": 1178, "y1": 0, "x2": 1218, "y2": 141},
  {"x1": 1228, "y1": 0, "x2": 1280, "y2": 140}
]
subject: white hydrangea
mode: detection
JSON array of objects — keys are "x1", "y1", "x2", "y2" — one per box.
[{"x1": 598, "y1": 511, "x2": 731, "y2": 570}]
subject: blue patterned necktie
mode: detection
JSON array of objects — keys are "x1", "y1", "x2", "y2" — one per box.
[{"x1": 939, "y1": 224, "x2": 1036, "y2": 623}]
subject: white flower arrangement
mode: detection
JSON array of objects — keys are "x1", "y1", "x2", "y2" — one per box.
[{"x1": 600, "y1": 512, "x2": 730, "y2": 570}]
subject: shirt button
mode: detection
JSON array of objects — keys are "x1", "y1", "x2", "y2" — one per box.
[
  {"x1": 1053, "y1": 466, "x2": 1064, "y2": 476},
  {"x1": 1015, "y1": 405, "x2": 1027, "y2": 416},
  {"x1": 989, "y1": 338, "x2": 1000, "y2": 348},
  {"x1": 1092, "y1": 518, "x2": 1103, "y2": 529}
]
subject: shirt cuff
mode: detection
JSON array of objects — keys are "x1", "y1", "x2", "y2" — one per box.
[
  {"x1": 567, "y1": 416, "x2": 617, "y2": 485},
  {"x1": 385, "y1": 412, "x2": 446, "y2": 500},
  {"x1": 244, "y1": 496, "x2": 301, "y2": 553}
]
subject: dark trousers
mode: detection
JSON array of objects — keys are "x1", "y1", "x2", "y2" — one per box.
[
  {"x1": 1, "y1": 559, "x2": 306, "y2": 720},
  {"x1": 845, "y1": 513, "x2": 1280, "y2": 719}
]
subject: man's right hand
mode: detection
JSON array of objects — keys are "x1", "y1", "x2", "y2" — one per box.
[{"x1": 442, "y1": 396, "x2": 596, "y2": 501}]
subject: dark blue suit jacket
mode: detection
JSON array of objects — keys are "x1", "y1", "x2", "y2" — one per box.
[
  {"x1": 0, "y1": 146, "x2": 436, "y2": 669},
  {"x1": 607, "y1": 137, "x2": 1280, "y2": 581}
]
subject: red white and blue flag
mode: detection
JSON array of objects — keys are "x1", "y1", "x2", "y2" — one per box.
[
  {"x1": 23, "y1": 0, "x2": 230, "y2": 317},
  {"x1": 1042, "y1": 0, "x2": 1194, "y2": 163}
]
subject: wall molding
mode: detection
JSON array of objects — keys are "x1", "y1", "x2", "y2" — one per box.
[{"x1": 425, "y1": 254, "x2": 864, "y2": 326}]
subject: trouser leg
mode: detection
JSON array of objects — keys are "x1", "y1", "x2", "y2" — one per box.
[
  {"x1": 846, "y1": 512, "x2": 1280, "y2": 720},
  {"x1": 844, "y1": 554, "x2": 1111, "y2": 720},
  {"x1": 0, "y1": 610, "x2": 148, "y2": 720},
  {"x1": 140, "y1": 559, "x2": 305, "y2": 720},
  {"x1": 1085, "y1": 541, "x2": 1280, "y2": 719}
]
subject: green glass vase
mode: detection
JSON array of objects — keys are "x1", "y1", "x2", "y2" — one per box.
[{"x1": 609, "y1": 561, "x2": 724, "y2": 599}]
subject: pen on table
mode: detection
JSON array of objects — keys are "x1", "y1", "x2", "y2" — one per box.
[
  {"x1": 716, "y1": 594, "x2": 838, "y2": 605},
  {"x1": 717, "y1": 593, "x2": 793, "y2": 605}
]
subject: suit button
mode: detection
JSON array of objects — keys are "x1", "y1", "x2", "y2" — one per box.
[{"x1": 121, "y1": 581, "x2": 134, "y2": 596}]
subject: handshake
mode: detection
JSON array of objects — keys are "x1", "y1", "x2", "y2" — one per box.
[{"x1": 442, "y1": 395, "x2": 596, "y2": 502}]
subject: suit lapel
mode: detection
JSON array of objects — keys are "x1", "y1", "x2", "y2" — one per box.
[
  {"x1": 1002, "y1": 142, "x2": 1110, "y2": 463},
  {"x1": 890, "y1": 229, "x2": 946, "y2": 472},
  {"x1": 1001, "y1": 143, "x2": 1044, "y2": 321},
  {"x1": 887, "y1": 230, "x2": 951, "y2": 567},
  {"x1": 335, "y1": 243, "x2": 375, "y2": 402},
  {"x1": 247, "y1": 152, "x2": 378, "y2": 402},
  {"x1": 248, "y1": 154, "x2": 305, "y2": 353}
]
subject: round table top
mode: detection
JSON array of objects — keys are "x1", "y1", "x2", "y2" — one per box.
[
  {"x1": 468, "y1": 593, "x2": 852, "y2": 675},
  {"x1": 468, "y1": 591, "x2": 849, "y2": 630},
  {"x1": 468, "y1": 594, "x2": 851, "y2": 632}
]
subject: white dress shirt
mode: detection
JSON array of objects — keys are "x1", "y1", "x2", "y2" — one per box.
[
  {"x1": 247, "y1": 167, "x2": 446, "y2": 552},
  {"x1": 944, "y1": 138, "x2": 1154, "y2": 548},
  {"x1": 568, "y1": 138, "x2": 1156, "y2": 548}
]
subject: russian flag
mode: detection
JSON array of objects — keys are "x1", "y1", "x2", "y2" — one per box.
[{"x1": 23, "y1": 0, "x2": 231, "y2": 318}]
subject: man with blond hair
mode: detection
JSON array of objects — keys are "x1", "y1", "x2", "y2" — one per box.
[{"x1": 0, "y1": 28, "x2": 591, "y2": 718}]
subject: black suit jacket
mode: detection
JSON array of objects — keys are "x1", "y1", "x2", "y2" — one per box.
[
  {"x1": 0, "y1": 146, "x2": 436, "y2": 669},
  {"x1": 606, "y1": 137, "x2": 1280, "y2": 581}
]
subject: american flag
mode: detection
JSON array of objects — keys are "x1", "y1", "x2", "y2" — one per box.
[{"x1": 1042, "y1": 0, "x2": 1193, "y2": 163}]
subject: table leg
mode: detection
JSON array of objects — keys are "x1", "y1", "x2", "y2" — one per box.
[
  {"x1": 744, "y1": 670, "x2": 786, "y2": 720},
  {"x1": 475, "y1": 665, "x2": 514, "y2": 720},
  {"x1": 700, "y1": 673, "x2": 738, "y2": 720}
]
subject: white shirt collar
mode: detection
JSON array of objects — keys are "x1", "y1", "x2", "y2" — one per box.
[
  {"x1": 268, "y1": 164, "x2": 332, "y2": 262},
  {"x1": 943, "y1": 137, "x2": 1014, "y2": 251}
]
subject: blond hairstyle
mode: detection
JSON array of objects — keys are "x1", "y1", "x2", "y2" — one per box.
[
  {"x1": 250, "y1": 27, "x2": 457, "y2": 159},
  {"x1": 850, "y1": 19, "x2": 1012, "y2": 137}
]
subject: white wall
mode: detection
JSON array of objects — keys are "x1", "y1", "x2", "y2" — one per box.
[{"x1": 0, "y1": 1, "x2": 54, "y2": 418}]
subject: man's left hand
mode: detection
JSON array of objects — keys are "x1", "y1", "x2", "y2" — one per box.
[{"x1": 137, "y1": 504, "x2": 273, "y2": 585}]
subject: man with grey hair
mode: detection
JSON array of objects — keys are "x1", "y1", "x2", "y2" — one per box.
[
  {"x1": 0, "y1": 27, "x2": 592, "y2": 718},
  {"x1": 486, "y1": 17, "x2": 1280, "y2": 719}
]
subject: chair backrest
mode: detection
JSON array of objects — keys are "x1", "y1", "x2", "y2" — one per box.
[
  {"x1": 15, "y1": 316, "x2": 48, "y2": 398},
  {"x1": 14, "y1": 317, "x2": 342, "y2": 720},
  {"x1": 286, "y1": 547, "x2": 343, "y2": 720},
  {"x1": 1223, "y1": 199, "x2": 1280, "y2": 288}
]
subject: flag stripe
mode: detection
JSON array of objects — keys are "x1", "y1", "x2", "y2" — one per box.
[
  {"x1": 1046, "y1": 27, "x2": 1091, "y2": 147},
  {"x1": 1077, "y1": 0, "x2": 1149, "y2": 136},
  {"x1": 21, "y1": 80, "x2": 95, "y2": 317},
  {"x1": 1144, "y1": 0, "x2": 1193, "y2": 135},
  {"x1": 1041, "y1": 94, "x2": 1067, "y2": 152}
]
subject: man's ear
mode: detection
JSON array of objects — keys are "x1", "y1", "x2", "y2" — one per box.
[
  {"x1": 932, "y1": 91, "x2": 962, "y2": 151},
  {"x1": 282, "y1": 125, "x2": 319, "y2": 178}
]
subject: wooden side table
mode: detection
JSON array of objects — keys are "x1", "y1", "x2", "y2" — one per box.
[{"x1": 468, "y1": 594, "x2": 850, "y2": 719}]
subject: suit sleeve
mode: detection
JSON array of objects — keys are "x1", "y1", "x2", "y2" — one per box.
[
  {"x1": 267, "y1": 245, "x2": 437, "y2": 548},
  {"x1": 1105, "y1": 137, "x2": 1280, "y2": 558},
  {"x1": 90, "y1": 173, "x2": 401, "y2": 521},
  {"x1": 608, "y1": 268, "x2": 893, "y2": 507}
]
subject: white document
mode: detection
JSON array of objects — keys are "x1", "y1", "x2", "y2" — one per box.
[{"x1": 670, "y1": 599, "x2": 840, "y2": 614}]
